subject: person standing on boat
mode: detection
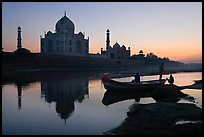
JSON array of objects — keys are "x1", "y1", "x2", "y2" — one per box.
[
  {"x1": 134, "y1": 73, "x2": 140, "y2": 83},
  {"x1": 159, "y1": 62, "x2": 164, "y2": 81}
]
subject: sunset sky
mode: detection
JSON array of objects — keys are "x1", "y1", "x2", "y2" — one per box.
[{"x1": 2, "y1": 2, "x2": 202, "y2": 63}]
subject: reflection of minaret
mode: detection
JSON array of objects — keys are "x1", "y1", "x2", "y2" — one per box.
[
  {"x1": 106, "y1": 29, "x2": 110, "y2": 51},
  {"x1": 17, "y1": 84, "x2": 22, "y2": 110},
  {"x1": 17, "y1": 26, "x2": 22, "y2": 49}
]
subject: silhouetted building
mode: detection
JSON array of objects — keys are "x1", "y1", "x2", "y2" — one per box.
[
  {"x1": 40, "y1": 11, "x2": 89, "y2": 57},
  {"x1": 139, "y1": 50, "x2": 145, "y2": 57},
  {"x1": 130, "y1": 50, "x2": 145, "y2": 64},
  {"x1": 17, "y1": 26, "x2": 22, "y2": 49},
  {"x1": 101, "y1": 29, "x2": 130, "y2": 59},
  {"x1": 13, "y1": 26, "x2": 31, "y2": 56}
]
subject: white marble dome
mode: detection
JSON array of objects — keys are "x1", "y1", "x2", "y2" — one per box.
[{"x1": 55, "y1": 14, "x2": 75, "y2": 34}]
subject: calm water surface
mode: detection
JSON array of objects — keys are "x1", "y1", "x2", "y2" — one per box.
[{"x1": 2, "y1": 72, "x2": 202, "y2": 135}]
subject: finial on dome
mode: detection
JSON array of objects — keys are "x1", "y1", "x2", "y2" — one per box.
[{"x1": 64, "y1": 10, "x2": 66, "y2": 17}]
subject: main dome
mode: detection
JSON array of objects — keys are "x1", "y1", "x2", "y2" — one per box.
[{"x1": 55, "y1": 14, "x2": 75, "y2": 34}]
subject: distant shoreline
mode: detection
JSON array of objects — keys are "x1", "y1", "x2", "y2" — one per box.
[
  {"x1": 2, "y1": 63, "x2": 202, "y2": 84},
  {"x1": 2, "y1": 53, "x2": 202, "y2": 79}
]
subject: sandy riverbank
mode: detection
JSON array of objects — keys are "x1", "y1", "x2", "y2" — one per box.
[
  {"x1": 104, "y1": 102, "x2": 202, "y2": 135},
  {"x1": 102, "y1": 84, "x2": 202, "y2": 135}
]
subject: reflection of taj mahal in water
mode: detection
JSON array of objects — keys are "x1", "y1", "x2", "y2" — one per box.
[
  {"x1": 41, "y1": 77, "x2": 89, "y2": 122},
  {"x1": 15, "y1": 76, "x2": 89, "y2": 123},
  {"x1": 41, "y1": 78, "x2": 89, "y2": 103}
]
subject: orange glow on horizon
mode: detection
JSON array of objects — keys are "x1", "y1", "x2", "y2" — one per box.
[{"x1": 3, "y1": 39, "x2": 202, "y2": 63}]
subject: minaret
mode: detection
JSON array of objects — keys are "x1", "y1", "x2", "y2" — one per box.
[
  {"x1": 17, "y1": 26, "x2": 22, "y2": 49},
  {"x1": 106, "y1": 29, "x2": 110, "y2": 51}
]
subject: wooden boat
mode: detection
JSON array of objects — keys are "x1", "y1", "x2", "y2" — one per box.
[{"x1": 101, "y1": 75, "x2": 166, "y2": 91}]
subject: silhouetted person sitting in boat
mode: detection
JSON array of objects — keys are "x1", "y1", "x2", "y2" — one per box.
[
  {"x1": 132, "y1": 73, "x2": 140, "y2": 83},
  {"x1": 166, "y1": 74, "x2": 174, "y2": 85},
  {"x1": 135, "y1": 97, "x2": 140, "y2": 103},
  {"x1": 159, "y1": 62, "x2": 164, "y2": 81}
]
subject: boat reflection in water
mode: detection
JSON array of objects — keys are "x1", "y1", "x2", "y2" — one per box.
[
  {"x1": 102, "y1": 88, "x2": 183, "y2": 106},
  {"x1": 102, "y1": 89, "x2": 154, "y2": 106},
  {"x1": 41, "y1": 77, "x2": 89, "y2": 123}
]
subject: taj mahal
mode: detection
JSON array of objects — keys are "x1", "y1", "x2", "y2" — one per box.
[
  {"x1": 40, "y1": 12, "x2": 131, "y2": 59},
  {"x1": 40, "y1": 12, "x2": 89, "y2": 57},
  {"x1": 3, "y1": 12, "x2": 185, "y2": 73}
]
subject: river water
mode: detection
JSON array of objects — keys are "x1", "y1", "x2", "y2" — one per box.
[{"x1": 2, "y1": 71, "x2": 202, "y2": 135}]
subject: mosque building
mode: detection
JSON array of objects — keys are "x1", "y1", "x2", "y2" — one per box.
[
  {"x1": 40, "y1": 12, "x2": 89, "y2": 57},
  {"x1": 101, "y1": 29, "x2": 131, "y2": 60}
]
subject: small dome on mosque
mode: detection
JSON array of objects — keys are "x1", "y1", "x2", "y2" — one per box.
[
  {"x1": 139, "y1": 50, "x2": 144, "y2": 54},
  {"x1": 78, "y1": 32, "x2": 84, "y2": 35},
  {"x1": 55, "y1": 12, "x2": 75, "y2": 34},
  {"x1": 78, "y1": 32, "x2": 84, "y2": 38},
  {"x1": 113, "y1": 42, "x2": 120, "y2": 49},
  {"x1": 14, "y1": 48, "x2": 31, "y2": 57},
  {"x1": 121, "y1": 45, "x2": 126, "y2": 50},
  {"x1": 47, "y1": 31, "x2": 52, "y2": 35}
]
